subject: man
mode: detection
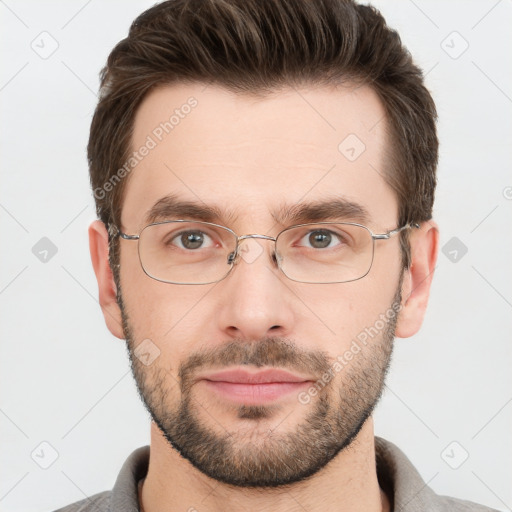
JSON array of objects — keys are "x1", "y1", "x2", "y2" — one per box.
[{"x1": 57, "y1": 0, "x2": 497, "y2": 510}]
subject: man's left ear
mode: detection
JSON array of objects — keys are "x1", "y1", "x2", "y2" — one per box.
[{"x1": 395, "y1": 220, "x2": 439, "y2": 338}]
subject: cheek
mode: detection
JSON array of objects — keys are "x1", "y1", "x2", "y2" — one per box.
[
  {"x1": 119, "y1": 248, "x2": 219, "y2": 362},
  {"x1": 294, "y1": 276, "x2": 399, "y2": 352}
]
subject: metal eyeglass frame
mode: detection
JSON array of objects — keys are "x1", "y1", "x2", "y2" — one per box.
[{"x1": 114, "y1": 220, "x2": 420, "y2": 285}]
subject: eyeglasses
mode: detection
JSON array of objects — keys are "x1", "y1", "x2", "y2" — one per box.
[{"x1": 115, "y1": 220, "x2": 418, "y2": 285}]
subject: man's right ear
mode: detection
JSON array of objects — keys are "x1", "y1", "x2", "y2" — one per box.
[{"x1": 89, "y1": 220, "x2": 124, "y2": 339}]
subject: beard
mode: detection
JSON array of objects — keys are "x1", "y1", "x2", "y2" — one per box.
[{"x1": 119, "y1": 283, "x2": 401, "y2": 488}]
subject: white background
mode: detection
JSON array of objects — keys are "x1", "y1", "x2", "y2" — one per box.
[{"x1": 1, "y1": 1, "x2": 511, "y2": 511}]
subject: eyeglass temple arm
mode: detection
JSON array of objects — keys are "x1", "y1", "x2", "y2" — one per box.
[
  {"x1": 118, "y1": 232, "x2": 139, "y2": 240},
  {"x1": 372, "y1": 222, "x2": 420, "y2": 240},
  {"x1": 107, "y1": 223, "x2": 139, "y2": 240}
]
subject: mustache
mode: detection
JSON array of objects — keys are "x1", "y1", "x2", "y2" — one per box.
[{"x1": 178, "y1": 337, "x2": 332, "y2": 391}]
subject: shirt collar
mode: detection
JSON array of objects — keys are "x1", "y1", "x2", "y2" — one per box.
[{"x1": 110, "y1": 437, "x2": 440, "y2": 511}]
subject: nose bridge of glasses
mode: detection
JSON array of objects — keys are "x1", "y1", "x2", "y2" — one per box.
[
  {"x1": 228, "y1": 233, "x2": 279, "y2": 266},
  {"x1": 237, "y1": 233, "x2": 276, "y2": 243}
]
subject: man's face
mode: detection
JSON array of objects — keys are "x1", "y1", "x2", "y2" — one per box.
[{"x1": 117, "y1": 83, "x2": 404, "y2": 487}]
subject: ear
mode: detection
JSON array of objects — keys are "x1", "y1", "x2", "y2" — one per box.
[
  {"x1": 395, "y1": 220, "x2": 439, "y2": 338},
  {"x1": 89, "y1": 220, "x2": 124, "y2": 339}
]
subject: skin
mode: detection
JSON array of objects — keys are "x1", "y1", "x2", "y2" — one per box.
[{"x1": 89, "y1": 82, "x2": 438, "y2": 512}]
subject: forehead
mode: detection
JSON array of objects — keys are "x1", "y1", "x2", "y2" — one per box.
[{"x1": 122, "y1": 82, "x2": 397, "y2": 231}]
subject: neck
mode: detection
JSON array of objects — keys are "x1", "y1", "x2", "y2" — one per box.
[{"x1": 140, "y1": 418, "x2": 390, "y2": 512}]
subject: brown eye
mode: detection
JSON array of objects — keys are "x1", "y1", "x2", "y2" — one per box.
[
  {"x1": 170, "y1": 230, "x2": 213, "y2": 250},
  {"x1": 180, "y1": 232, "x2": 204, "y2": 249},
  {"x1": 308, "y1": 230, "x2": 332, "y2": 249}
]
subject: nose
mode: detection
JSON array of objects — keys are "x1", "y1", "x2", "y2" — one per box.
[{"x1": 215, "y1": 237, "x2": 295, "y2": 341}]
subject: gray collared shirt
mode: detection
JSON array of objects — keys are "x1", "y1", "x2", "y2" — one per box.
[{"x1": 54, "y1": 437, "x2": 498, "y2": 511}]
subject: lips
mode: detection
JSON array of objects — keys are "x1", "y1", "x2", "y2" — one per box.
[
  {"x1": 201, "y1": 368, "x2": 310, "y2": 384},
  {"x1": 197, "y1": 368, "x2": 314, "y2": 405}
]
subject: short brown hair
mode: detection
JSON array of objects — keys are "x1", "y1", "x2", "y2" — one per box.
[{"x1": 88, "y1": 0, "x2": 438, "y2": 271}]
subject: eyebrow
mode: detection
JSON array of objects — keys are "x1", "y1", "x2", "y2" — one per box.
[
  {"x1": 272, "y1": 197, "x2": 370, "y2": 226},
  {"x1": 144, "y1": 194, "x2": 239, "y2": 226},
  {"x1": 144, "y1": 194, "x2": 371, "y2": 228}
]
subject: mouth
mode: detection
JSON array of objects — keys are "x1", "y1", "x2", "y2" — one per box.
[{"x1": 197, "y1": 368, "x2": 314, "y2": 405}]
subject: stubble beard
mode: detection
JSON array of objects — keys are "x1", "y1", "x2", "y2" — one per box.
[{"x1": 119, "y1": 284, "x2": 401, "y2": 488}]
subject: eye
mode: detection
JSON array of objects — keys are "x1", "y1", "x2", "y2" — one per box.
[
  {"x1": 299, "y1": 229, "x2": 344, "y2": 249},
  {"x1": 171, "y1": 230, "x2": 214, "y2": 250}
]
